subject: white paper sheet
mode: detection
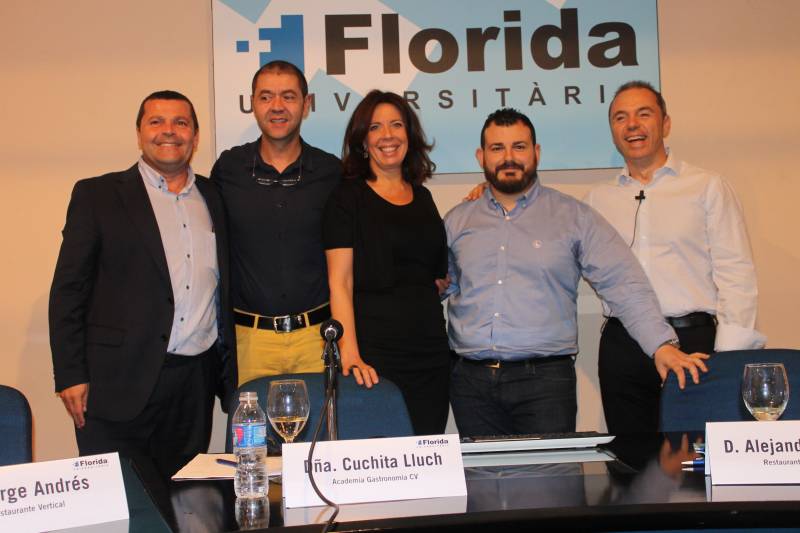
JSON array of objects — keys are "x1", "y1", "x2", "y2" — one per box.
[{"x1": 171, "y1": 453, "x2": 282, "y2": 480}]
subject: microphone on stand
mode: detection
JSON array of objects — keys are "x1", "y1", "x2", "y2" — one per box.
[
  {"x1": 319, "y1": 319, "x2": 343, "y2": 440},
  {"x1": 321, "y1": 319, "x2": 343, "y2": 343},
  {"x1": 304, "y1": 319, "x2": 344, "y2": 527}
]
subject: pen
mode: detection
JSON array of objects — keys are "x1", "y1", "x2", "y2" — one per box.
[
  {"x1": 681, "y1": 459, "x2": 705, "y2": 467},
  {"x1": 681, "y1": 459, "x2": 705, "y2": 471},
  {"x1": 216, "y1": 458, "x2": 237, "y2": 467}
]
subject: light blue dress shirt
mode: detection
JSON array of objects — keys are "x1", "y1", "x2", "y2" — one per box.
[
  {"x1": 444, "y1": 181, "x2": 675, "y2": 361},
  {"x1": 139, "y1": 159, "x2": 219, "y2": 356}
]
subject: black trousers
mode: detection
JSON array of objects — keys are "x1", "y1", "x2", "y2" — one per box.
[
  {"x1": 366, "y1": 351, "x2": 451, "y2": 436},
  {"x1": 598, "y1": 318, "x2": 715, "y2": 435},
  {"x1": 76, "y1": 346, "x2": 216, "y2": 529},
  {"x1": 451, "y1": 355, "x2": 577, "y2": 438}
]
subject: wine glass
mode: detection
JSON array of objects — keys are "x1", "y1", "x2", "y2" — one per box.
[
  {"x1": 742, "y1": 363, "x2": 790, "y2": 421},
  {"x1": 266, "y1": 379, "x2": 310, "y2": 444}
]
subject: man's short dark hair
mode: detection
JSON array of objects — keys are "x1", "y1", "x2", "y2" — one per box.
[
  {"x1": 611, "y1": 80, "x2": 668, "y2": 118},
  {"x1": 136, "y1": 90, "x2": 198, "y2": 131},
  {"x1": 480, "y1": 108, "x2": 537, "y2": 148},
  {"x1": 251, "y1": 60, "x2": 309, "y2": 97}
]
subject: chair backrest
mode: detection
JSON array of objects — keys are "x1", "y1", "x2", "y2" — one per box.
[
  {"x1": 660, "y1": 349, "x2": 800, "y2": 432},
  {"x1": 0, "y1": 384, "x2": 33, "y2": 466},
  {"x1": 225, "y1": 373, "x2": 414, "y2": 453}
]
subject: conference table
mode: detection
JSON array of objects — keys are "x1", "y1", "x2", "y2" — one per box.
[{"x1": 132, "y1": 432, "x2": 798, "y2": 532}]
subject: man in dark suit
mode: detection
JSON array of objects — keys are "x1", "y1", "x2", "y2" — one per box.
[{"x1": 49, "y1": 90, "x2": 234, "y2": 522}]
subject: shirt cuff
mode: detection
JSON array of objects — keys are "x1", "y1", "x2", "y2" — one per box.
[
  {"x1": 714, "y1": 322, "x2": 767, "y2": 351},
  {"x1": 638, "y1": 323, "x2": 677, "y2": 358}
]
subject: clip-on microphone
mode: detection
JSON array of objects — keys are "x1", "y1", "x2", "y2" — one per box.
[{"x1": 629, "y1": 190, "x2": 646, "y2": 247}]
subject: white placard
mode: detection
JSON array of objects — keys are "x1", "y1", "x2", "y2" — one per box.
[
  {"x1": 706, "y1": 421, "x2": 800, "y2": 485},
  {"x1": 282, "y1": 495, "x2": 467, "y2": 526},
  {"x1": 705, "y1": 475, "x2": 800, "y2": 502},
  {"x1": 0, "y1": 453, "x2": 128, "y2": 533},
  {"x1": 282, "y1": 434, "x2": 466, "y2": 508}
]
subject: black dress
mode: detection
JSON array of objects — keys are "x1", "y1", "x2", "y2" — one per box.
[{"x1": 323, "y1": 178, "x2": 450, "y2": 435}]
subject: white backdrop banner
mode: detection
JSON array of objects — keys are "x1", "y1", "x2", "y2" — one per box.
[{"x1": 212, "y1": 0, "x2": 659, "y2": 172}]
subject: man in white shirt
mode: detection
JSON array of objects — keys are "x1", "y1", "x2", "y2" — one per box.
[{"x1": 584, "y1": 81, "x2": 764, "y2": 434}]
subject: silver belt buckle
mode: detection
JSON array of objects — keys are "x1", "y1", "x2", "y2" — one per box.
[
  {"x1": 486, "y1": 360, "x2": 501, "y2": 369},
  {"x1": 273, "y1": 315, "x2": 293, "y2": 333}
]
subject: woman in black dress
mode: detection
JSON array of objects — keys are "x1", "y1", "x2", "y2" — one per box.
[{"x1": 323, "y1": 90, "x2": 450, "y2": 435}]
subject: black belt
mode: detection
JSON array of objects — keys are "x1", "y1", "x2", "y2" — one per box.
[
  {"x1": 607, "y1": 312, "x2": 716, "y2": 330},
  {"x1": 460, "y1": 354, "x2": 574, "y2": 369},
  {"x1": 234, "y1": 305, "x2": 330, "y2": 333},
  {"x1": 666, "y1": 312, "x2": 716, "y2": 329}
]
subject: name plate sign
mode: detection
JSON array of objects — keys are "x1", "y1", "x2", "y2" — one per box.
[
  {"x1": 0, "y1": 453, "x2": 128, "y2": 532},
  {"x1": 282, "y1": 434, "x2": 466, "y2": 508},
  {"x1": 706, "y1": 421, "x2": 800, "y2": 485}
]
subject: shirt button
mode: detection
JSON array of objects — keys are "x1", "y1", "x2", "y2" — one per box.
[
  {"x1": 499, "y1": 245, "x2": 505, "y2": 251},
  {"x1": 180, "y1": 317, "x2": 184, "y2": 322},
  {"x1": 494, "y1": 312, "x2": 500, "y2": 317},
  {"x1": 504, "y1": 216, "x2": 510, "y2": 221},
  {"x1": 186, "y1": 254, "x2": 191, "y2": 258},
  {"x1": 186, "y1": 285, "x2": 190, "y2": 290},
  {"x1": 497, "y1": 280, "x2": 503, "y2": 285},
  {"x1": 183, "y1": 224, "x2": 187, "y2": 228}
]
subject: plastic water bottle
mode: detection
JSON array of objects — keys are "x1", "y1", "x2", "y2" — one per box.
[
  {"x1": 235, "y1": 497, "x2": 269, "y2": 530},
  {"x1": 231, "y1": 391, "x2": 268, "y2": 498}
]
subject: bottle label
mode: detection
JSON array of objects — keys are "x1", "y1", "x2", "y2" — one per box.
[{"x1": 232, "y1": 423, "x2": 266, "y2": 448}]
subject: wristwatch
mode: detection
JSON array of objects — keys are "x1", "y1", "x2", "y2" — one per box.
[{"x1": 660, "y1": 338, "x2": 681, "y2": 350}]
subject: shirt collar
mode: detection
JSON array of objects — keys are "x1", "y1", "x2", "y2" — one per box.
[
  {"x1": 486, "y1": 179, "x2": 541, "y2": 213},
  {"x1": 250, "y1": 137, "x2": 316, "y2": 174},
  {"x1": 616, "y1": 148, "x2": 680, "y2": 186},
  {"x1": 138, "y1": 157, "x2": 195, "y2": 195}
]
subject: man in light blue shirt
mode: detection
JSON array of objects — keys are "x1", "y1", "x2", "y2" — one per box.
[{"x1": 443, "y1": 108, "x2": 708, "y2": 437}]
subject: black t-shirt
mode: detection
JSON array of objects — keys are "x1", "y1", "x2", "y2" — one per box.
[
  {"x1": 323, "y1": 179, "x2": 449, "y2": 363},
  {"x1": 210, "y1": 139, "x2": 341, "y2": 316}
]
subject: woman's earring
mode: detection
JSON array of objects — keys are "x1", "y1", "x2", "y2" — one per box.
[{"x1": 362, "y1": 144, "x2": 369, "y2": 159}]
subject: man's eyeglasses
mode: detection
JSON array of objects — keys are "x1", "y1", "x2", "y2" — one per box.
[{"x1": 252, "y1": 155, "x2": 302, "y2": 187}]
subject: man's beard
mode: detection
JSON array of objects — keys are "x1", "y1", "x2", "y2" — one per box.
[{"x1": 484, "y1": 160, "x2": 538, "y2": 194}]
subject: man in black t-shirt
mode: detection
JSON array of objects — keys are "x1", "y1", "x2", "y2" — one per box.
[{"x1": 210, "y1": 61, "x2": 341, "y2": 387}]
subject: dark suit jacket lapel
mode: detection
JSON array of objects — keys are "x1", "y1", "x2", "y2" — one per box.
[
  {"x1": 195, "y1": 178, "x2": 221, "y2": 235},
  {"x1": 195, "y1": 178, "x2": 227, "y2": 276},
  {"x1": 115, "y1": 164, "x2": 171, "y2": 287}
]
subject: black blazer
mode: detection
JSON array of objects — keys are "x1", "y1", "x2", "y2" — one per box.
[{"x1": 49, "y1": 164, "x2": 236, "y2": 421}]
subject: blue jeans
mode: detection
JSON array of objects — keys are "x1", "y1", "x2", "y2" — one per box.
[{"x1": 450, "y1": 356, "x2": 577, "y2": 437}]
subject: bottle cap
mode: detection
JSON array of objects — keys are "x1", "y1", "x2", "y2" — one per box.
[{"x1": 239, "y1": 391, "x2": 258, "y2": 402}]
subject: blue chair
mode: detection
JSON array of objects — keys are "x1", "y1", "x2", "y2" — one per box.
[
  {"x1": 660, "y1": 349, "x2": 800, "y2": 432},
  {"x1": 0, "y1": 385, "x2": 33, "y2": 466},
  {"x1": 225, "y1": 373, "x2": 414, "y2": 452}
]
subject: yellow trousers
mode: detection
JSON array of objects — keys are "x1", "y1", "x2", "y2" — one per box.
[{"x1": 235, "y1": 312, "x2": 325, "y2": 386}]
